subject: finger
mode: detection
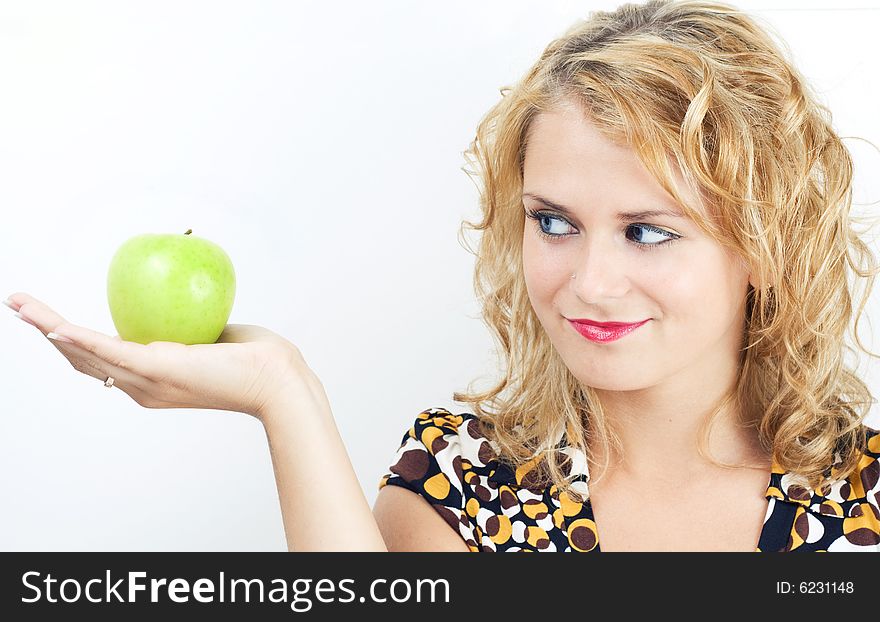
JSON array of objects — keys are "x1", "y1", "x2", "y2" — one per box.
[
  {"x1": 46, "y1": 323, "x2": 161, "y2": 380},
  {"x1": 9, "y1": 294, "x2": 169, "y2": 407},
  {"x1": 6, "y1": 294, "x2": 70, "y2": 336},
  {"x1": 8, "y1": 295, "x2": 160, "y2": 380},
  {"x1": 47, "y1": 337, "x2": 154, "y2": 397},
  {"x1": 5, "y1": 292, "x2": 41, "y2": 309},
  {"x1": 3, "y1": 292, "x2": 29, "y2": 312},
  {"x1": 8, "y1": 295, "x2": 120, "y2": 343}
]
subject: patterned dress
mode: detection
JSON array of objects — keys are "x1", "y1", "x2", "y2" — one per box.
[{"x1": 378, "y1": 407, "x2": 880, "y2": 552}]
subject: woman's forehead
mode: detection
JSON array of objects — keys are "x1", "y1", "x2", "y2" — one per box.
[{"x1": 523, "y1": 108, "x2": 708, "y2": 222}]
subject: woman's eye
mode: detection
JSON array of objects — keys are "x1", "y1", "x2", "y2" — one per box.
[
  {"x1": 539, "y1": 213, "x2": 571, "y2": 236},
  {"x1": 625, "y1": 224, "x2": 671, "y2": 245}
]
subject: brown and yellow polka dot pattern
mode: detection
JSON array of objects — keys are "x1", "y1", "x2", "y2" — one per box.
[{"x1": 379, "y1": 408, "x2": 880, "y2": 552}]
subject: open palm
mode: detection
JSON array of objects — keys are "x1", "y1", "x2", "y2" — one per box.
[{"x1": 5, "y1": 292, "x2": 308, "y2": 419}]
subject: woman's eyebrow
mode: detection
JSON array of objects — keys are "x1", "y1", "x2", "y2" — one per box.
[{"x1": 522, "y1": 192, "x2": 686, "y2": 221}]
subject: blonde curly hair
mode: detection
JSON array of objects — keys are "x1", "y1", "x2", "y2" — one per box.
[{"x1": 452, "y1": 0, "x2": 880, "y2": 501}]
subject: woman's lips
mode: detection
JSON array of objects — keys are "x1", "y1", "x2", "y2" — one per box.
[{"x1": 567, "y1": 318, "x2": 650, "y2": 343}]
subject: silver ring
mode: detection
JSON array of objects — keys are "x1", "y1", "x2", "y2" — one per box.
[{"x1": 104, "y1": 376, "x2": 115, "y2": 388}]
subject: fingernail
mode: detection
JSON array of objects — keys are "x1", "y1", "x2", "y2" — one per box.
[
  {"x1": 47, "y1": 332, "x2": 75, "y2": 344},
  {"x1": 3, "y1": 298, "x2": 15, "y2": 310},
  {"x1": 14, "y1": 311, "x2": 37, "y2": 328}
]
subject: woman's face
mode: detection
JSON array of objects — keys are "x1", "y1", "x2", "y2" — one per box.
[{"x1": 521, "y1": 99, "x2": 754, "y2": 393}]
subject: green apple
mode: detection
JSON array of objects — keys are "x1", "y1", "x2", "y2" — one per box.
[{"x1": 106, "y1": 229, "x2": 236, "y2": 345}]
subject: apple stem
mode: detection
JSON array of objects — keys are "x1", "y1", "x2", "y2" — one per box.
[{"x1": 184, "y1": 229, "x2": 192, "y2": 235}]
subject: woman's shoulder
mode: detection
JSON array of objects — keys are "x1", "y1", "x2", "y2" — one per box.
[
  {"x1": 772, "y1": 424, "x2": 880, "y2": 519},
  {"x1": 377, "y1": 407, "x2": 503, "y2": 551},
  {"x1": 379, "y1": 407, "x2": 499, "y2": 488}
]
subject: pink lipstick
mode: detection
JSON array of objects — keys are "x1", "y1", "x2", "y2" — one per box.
[{"x1": 567, "y1": 318, "x2": 650, "y2": 343}]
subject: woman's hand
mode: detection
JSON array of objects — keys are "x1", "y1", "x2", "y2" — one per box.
[{"x1": 5, "y1": 292, "x2": 313, "y2": 421}]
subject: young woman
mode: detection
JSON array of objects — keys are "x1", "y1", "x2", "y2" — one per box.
[{"x1": 8, "y1": 0, "x2": 880, "y2": 551}]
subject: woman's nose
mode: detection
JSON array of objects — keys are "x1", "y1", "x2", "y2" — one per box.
[{"x1": 570, "y1": 236, "x2": 631, "y2": 302}]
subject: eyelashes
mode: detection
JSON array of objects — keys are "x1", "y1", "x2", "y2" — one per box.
[{"x1": 524, "y1": 209, "x2": 681, "y2": 252}]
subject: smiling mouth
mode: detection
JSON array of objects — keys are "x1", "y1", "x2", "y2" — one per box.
[{"x1": 567, "y1": 318, "x2": 650, "y2": 343}]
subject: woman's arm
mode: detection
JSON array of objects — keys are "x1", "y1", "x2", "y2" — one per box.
[
  {"x1": 373, "y1": 485, "x2": 471, "y2": 552},
  {"x1": 7, "y1": 292, "x2": 390, "y2": 551},
  {"x1": 258, "y1": 369, "x2": 388, "y2": 552}
]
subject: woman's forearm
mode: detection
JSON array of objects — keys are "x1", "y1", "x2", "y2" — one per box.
[{"x1": 259, "y1": 376, "x2": 388, "y2": 552}]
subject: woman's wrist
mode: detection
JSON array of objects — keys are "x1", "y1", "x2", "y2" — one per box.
[{"x1": 256, "y1": 355, "x2": 332, "y2": 429}]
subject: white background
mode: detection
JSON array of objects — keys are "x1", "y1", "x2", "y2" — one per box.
[{"x1": 1, "y1": 0, "x2": 879, "y2": 551}]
